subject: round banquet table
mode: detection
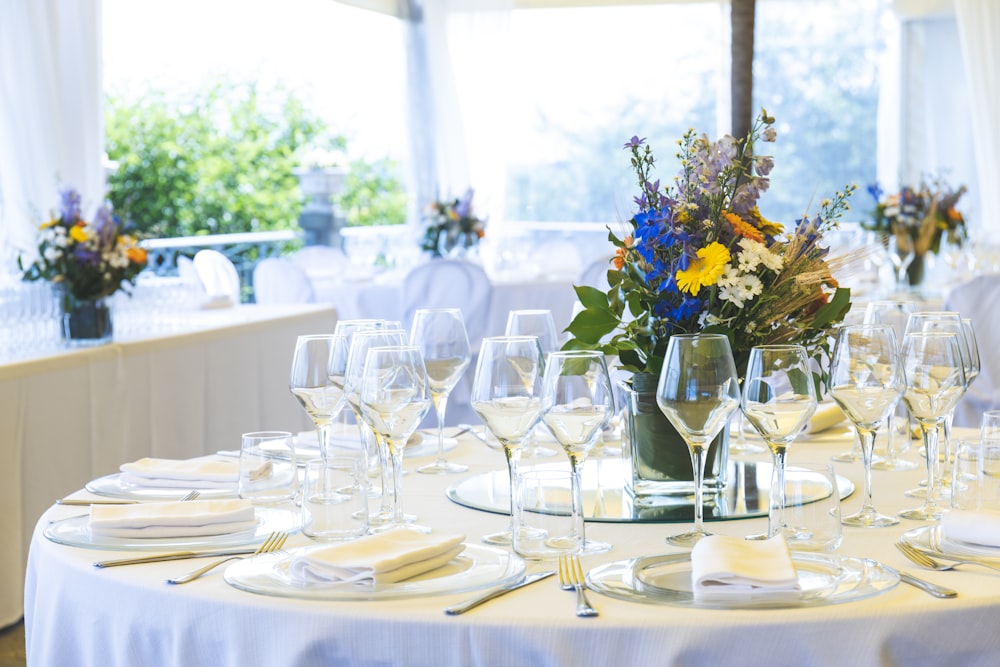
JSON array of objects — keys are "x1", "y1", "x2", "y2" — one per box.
[{"x1": 24, "y1": 427, "x2": 1000, "y2": 667}]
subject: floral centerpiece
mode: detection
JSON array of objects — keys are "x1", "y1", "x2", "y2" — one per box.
[
  {"x1": 19, "y1": 187, "x2": 148, "y2": 343},
  {"x1": 421, "y1": 188, "x2": 486, "y2": 257},
  {"x1": 865, "y1": 179, "x2": 967, "y2": 286},
  {"x1": 564, "y1": 111, "x2": 854, "y2": 495}
]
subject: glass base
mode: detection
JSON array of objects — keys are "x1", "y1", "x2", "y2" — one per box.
[
  {"x1": 842, "y1": 509, "x2": 899, "y2": 528},
  {"x1": 831, "y1": 450, "x2": 862, "y2": 463},
  {"x1": 872, "y1": 458, "x2": 919, "y2": 472},
  {"x1": 665, "y1": 529, "x2": 710, "y2": 548},
  {"x1": 482, "y1": 530, "x2": 512, "y2": 545},
  {"x1": 580, "y1": 538, "x2": 612, "y2": 555},
  {"x1": 416, "y1": 460, "x2": 468, "y2": 474},
  {"x1": 898, "y1": 504, "x2": 944, "y2": 521},
  {"x1": 729, "y1": 441, "x2": 766, "y2": 456}
]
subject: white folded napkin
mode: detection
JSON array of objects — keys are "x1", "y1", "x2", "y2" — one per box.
[
  {"x1": 295, "y1": 427, "x2": 367, "y2": 451},
  {"x1": 690, "y1": 535, "x2": 800, "y2": 600},
  {"x1": 89, "y1": 499, "x2": 257, "y2": 538},
  {"x1": 119, "y1": 455, "x2": 250, "y2": 489},
  {"x1": 941, "y1": 509, "x2": 1000, "y2": 547},
  {"x1": 288, "y1": 528, "x2": 465, "y2": 586},
  {"x1": 802, "y1": 402, "x2": 847, "y2": 434}
]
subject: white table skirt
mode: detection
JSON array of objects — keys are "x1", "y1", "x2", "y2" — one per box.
[
  {"x1": 2, "y1": 304, "x2": 337, "y2": 626},
  {"x1": 24, "y1": 426, "x2": 1000, "y2": 666}
]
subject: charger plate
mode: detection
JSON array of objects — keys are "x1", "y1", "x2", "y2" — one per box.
[
  {"x1": 586, "y1": 552, "x2": 898, "y2": 609},
  {"x1": 224, "y1": 543, "x2": 526, "y2": 601},
  {"x1": 86, "y1": 472, "x2": 237, "y2": 500},
  {"x1": 901, "y1": 525, "x2": 1000, "y2": 563},
  {"x1": 44, "y1": 505, "x2": 300, "y2": 551}
]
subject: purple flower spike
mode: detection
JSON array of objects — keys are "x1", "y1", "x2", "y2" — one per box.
[
  {"x1": 454, "y1": 188, "x2": 475, "y2": 219},
  {"x1": 60, "y1": 188, "x2": 82, "y2": 223},
  {"x1": 624, "y1": 136, "x2": 646, "y2": 149}
]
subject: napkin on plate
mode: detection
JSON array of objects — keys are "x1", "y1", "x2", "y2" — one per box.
[
  {"x1": 89, "y1": 499, "x2": 257, "y2": 538},
  {"x1": 287, "y1": 528, "x2": 466, "y2": 586},
  {"x1": 119, "y1": 455, "x2": 266, "y2": 489},
  {"x1": 941, "y1": 509, "x2": 1000, "y2": 548},
  {"x1": 690, "y1": 534, "x2": 800, "y2": 600},
  {"x1": 801, "y1": 402, "x2": 847, "y2": 434}
]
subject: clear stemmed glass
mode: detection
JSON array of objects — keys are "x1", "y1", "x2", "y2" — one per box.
[
  {"x1": 358, "y1": 345, "x2": 432, "y2": 532},
  {"x1": 740, "y1": 345, "x2": 817, "y2": 540},
  {"x1": 828, "y1": 324, "x2": 905, "y2": 527},
  {"x1": 899, "y1": 330, "x2": 967, "y2": 521},
  {"x1": 506, "y1": 309, "x2": 560, "y2": 458},
  {"x1": 471, "y1": 336, "x2": 545, "y2": 545},
  {"x1": 289, "y1": 334, "x2": 348, "y2": 462},
  {"x1": 887, "y1": 233, "x2": 916, "y2": 290},
  {"x1": 541, "y1": 350, "x2": 614, "y2": 555},
  {"x1": 344, "y1": 327, "x2": 408, "y2": 528},
  {"x1": 656, "y1": 333, "x2": 741, "y2": 547},
  {"x1": 864, "y1": 300, "x2": 918, "y2": 471},
  {"x1": 409, "y1": 308, "x2": 471, "y2": 474}
]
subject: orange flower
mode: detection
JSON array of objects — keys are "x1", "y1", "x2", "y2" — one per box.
[
  {"x1": 126, "y1": 247, "x2": 148, "y2": 265},
  {"x1": 723, "y1": 211, "x2": 764, "y2": 243},
  {"x1": 613, "y1": 236, "x2": 633, "y2": 270}
]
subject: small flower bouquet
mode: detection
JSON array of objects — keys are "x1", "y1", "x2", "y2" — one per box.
[
  {"x1": 565, "y1": 110, "x2": 854, "y2": 381},
  {"x1": 421, "y1": 188, "x2": 486, "y2": 256}
]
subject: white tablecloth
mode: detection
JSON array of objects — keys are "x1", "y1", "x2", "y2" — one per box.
[
  {"x1": 2, "y1": 304, "x2": 337, "y2": 626},
  {"x1": 24, "y1": 427, "x2": 1000, "y2": 666}
]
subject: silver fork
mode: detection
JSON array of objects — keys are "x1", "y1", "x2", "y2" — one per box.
[
  {"x1": 166, "y1": 531, "x2": 288, "y2": 584},
  {"x1": 896, "y1": 541, "x2": 1000, "y2": 574},
  {"x1": 558, "y1": 553, "x2": 598, "y2": 618}
]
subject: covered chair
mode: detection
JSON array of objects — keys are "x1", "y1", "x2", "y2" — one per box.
[
  {"x1": 943, "y1": 273, "x2": 1000, "y2": 427},
  {"x1": 192, "y1": 249, "x2": 241, "y2": 307},
  {"x1": 253, "y1": 258, "x2": 315, "y2": 305},
  {"x1": 290, "y1": 245, "x2": 350, "y2": 274},
  {"x1": 578, "y1": 254, "x2": 615, "y2": 291}
]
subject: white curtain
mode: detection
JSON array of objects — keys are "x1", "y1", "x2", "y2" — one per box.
[
  {"x1": 953, "y1": 0, "x2": 1000, "y2": 235},
  {"x1": 0, "y1": 0, "x2": 105, "y2": 264},
  {"x1": 400, "y1": 0, "x2": 513, "y2": 229}
]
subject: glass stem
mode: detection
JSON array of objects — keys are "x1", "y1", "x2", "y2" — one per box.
[
  {"x1": 769, "y1": 445, "x2": 788, "y2": 537},
  {"x1": 316, "y1": 422, "x2": 331, "y2": 463},
  {"x1": 389, "y1": 442, "x2": 405, "y2": 526},
  {"x1": 883, "y1": 412, "x2": 898, "y2": 466},
  {"x1": 502, "y1": 441, "x2": 523, "y2": 534},
  {"x1": 434, "y1": 392, "x2": 449, "y2": 464},
  {"x1": 857, "y1": 427, "x2": 877, "y2": 515},
  {"x1": 920, "y1": 422, "x2": 941, "y2": 512},
  {"x1": 940, "y1": 413, "x2": 954, "y2": 490},
  {"x1": 568, "y1": 456, "x2": 586, "y2": 546},
  {"x1": 690, "y1": 445, "x2": 708, "y2": 535}
]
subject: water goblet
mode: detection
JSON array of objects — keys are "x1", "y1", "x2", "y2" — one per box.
[
  {"x1": 541, "y1": 350, "x2": 614, "y2": 555},
  {"x1": 828, "y1": 325, "x2": 905, "y2": 527},
  {"x1": 358, "y1": 345, "x2": 432, "y2": 532},
  {"x1": 289, "y1": 334, "x2": 348, "y2": 462},
  {"x1": 506, "y1": 309, "x2": 560, "y2": 458},
  {"x1": 899, "y1": 330, "x2": 967, "y2": 520},
  {"x1": 741, "y1": 345, "x2": 817, "y2": 539},
  {"x1": 656, "y1": 333, "x2": 741, "y2": 547},
  {"x1": 471, "y1": 336, "x2": 545, "y2": 545},
  {"x1": 409, "y1": 308, "x2": 471, "y2": 474}
]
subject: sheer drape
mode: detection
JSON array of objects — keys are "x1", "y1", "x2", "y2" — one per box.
[
  {"x1": 953, "y1": 0, "x2": 1000, "y2": 234},
  {"x1": 0, "y1": 0, "x2": 105, "y2": 261},
  {"x1": 400, "y1": 0, "x2": 512, "y2": 230}
]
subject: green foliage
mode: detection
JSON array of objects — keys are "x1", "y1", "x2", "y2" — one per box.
[{"x1": 339, "y1": 157, "x2": 407, "y2": 227}]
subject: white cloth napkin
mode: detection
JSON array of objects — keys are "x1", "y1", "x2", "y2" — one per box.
[
  {"x1": 690, "y1": 535, "x2": 800, "y2": 600},
  {"x1": 119, "y1": 456, "x2": 244, "y2": 489},
  {"x1": 89, "y1": 499, "x2": 256, "y2": 538},
  {"x1": 288, "y1": 528, "x2": 465, "y2": 586},
  {"x1": 941, "y1": 509, "x2": 1000, "y2": 547},
  {"x1": 802, "y1": 402, "x2": 847, "y2": 434}
]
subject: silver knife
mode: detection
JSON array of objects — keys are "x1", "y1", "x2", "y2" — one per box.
[
  {"x1": 93, "y1": 547, "x2": 258, "y2": 568},
  {"x1": 896, "y1": 570, "x2": 958, "y2": 598},
  {"x1": 444, "y1": 570, "x2": 555, "y2": 615}
]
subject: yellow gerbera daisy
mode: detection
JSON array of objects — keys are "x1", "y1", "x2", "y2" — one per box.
[
  {"x1": 675, "y1": 241, "x2": 731, "y2": 295},
  {"x1": 69, "y1": 223, "x2": 89, "y2": 243}
]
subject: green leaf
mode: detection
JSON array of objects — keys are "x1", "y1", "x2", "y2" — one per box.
[
  {"x1": 565, "y1": 308, "x2": 619, "y2": 345},
  {"x1": 573, "y1": 285, "x2": 610, "y2": 310},
  {"x1": 812, "y1": 287, "x2": 852, "y2": 329}
]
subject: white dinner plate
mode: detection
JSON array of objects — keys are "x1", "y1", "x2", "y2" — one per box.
[
  {"x1": 43, "y1": 505, "x2": 301, "y2": 551},
  {"x1": 586, "y1": 552, "x2": 899, "y2": 609},
  {"x1": 901, "y1": 524, "x2": 1000, "y2": 563},
  {"x1": 86, "y1": 473, "x2": 237, "y2": 500},
  {"x1": 224, "y1": 543, "x2": 526, "y2": 601}
]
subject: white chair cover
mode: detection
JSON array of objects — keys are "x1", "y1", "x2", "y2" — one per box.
[
  {"x1": 290, "y1": 245, "x2": 349, "y2": 273},
  {"x1": 578, "y1": 255, "x2": 615, "y2": 291},
  {"x1": 253, "y1": 258, "x2": 315, "y2": 305},
  {"x1": 531, "y1": 239, "x2": 583, "y2": 279},
  {"x1": 193, "y1": 250, "x2": 241, "y2": 307},
  {"x1": 943, "y1": 273, "x2": 1000, "y2": 427}
]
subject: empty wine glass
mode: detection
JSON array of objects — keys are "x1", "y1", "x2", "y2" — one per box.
[
  {"x1": 358, "y1": 345, "x2": 432, "y2": 532},
  {"x1": 506, "y1": 309, "x2": 560, "y2": 458},
  {"x1": 888, "y1": 232, "x2": 915, "y2": 290},
  {"x1": 899, "y1": 330, "x2": 967, "y2": 521},
  {"x1": 741, "y1": 345, "x2": 817, "y2": 540},
  {"x1": 289, "y1": 334, "x2": 348, "y2": 462},
  {"x1": 410, "y1": 308, "x2": 471, "y2": 474},
  {"x1": 541, "y1": 350, "x2": 614, "y2": 555},
  {"x1": 828, "y1": 325, "x2": 905, "y2": 527},
  {"x1": 864, "y1": 300, "x2": 918, "y2": 471},
  {"x1": 656, "y1": 333, "x2": 741, "y2": 547},
  {"x1": 471, "y1": 336, "x2": 545, "y2": 545}
]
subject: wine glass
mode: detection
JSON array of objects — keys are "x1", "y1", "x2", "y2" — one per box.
[
  {"x1": 887, "y1": 232, "x2": 915, "y2": 290},
  {"x1": 864, "y1": 300, "x2": 918, "y2": 471},
  {"x1": 740, "y1": 345, "x2": 817, "y2": 540},
  {"x1": 289, "y1": 334, "x2": 348, "y2": 462},
  {"x1": 344, "y1": 327, "x2": 407, "y2": 527},
  {"x1": 655, "y1": 333, "x2": 741, "y2": 547},
  {"x1": 899, "y1": 330, "x2": 967, "y2": 521},
  {"x1": 828, "y1": 325, "x2": 905, "y2": 527},
  {"x1": 358, "y1": 345, "x2": 432, "y2": 532},
  {"x1": 541, "y1": 350, "x2": 614, "y2": 555},
  {"x1": 471, "y1": 336, "x2": 545, "y2": 545},
  {"x1": 506, "y1": 309, "x2": 560, "y2": 458},
  {"x1": 409, "y1": 308, "x2": 471, "y2": 474}
]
